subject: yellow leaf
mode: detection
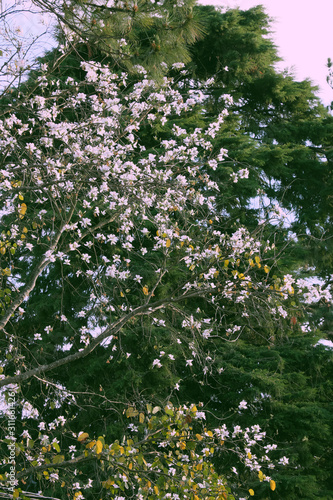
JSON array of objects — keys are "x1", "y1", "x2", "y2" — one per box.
[
  {"x1": 264, "y1": 265, "x2": 270, "y2": 273},
  {"x1": 154, "y1": 485, "x2": 159, "y2": 495},
  {"x1": 61, "y1": 482, "x2": 66, "y2": 487},
  {"x1": 247, "y1": 452, "x2": 252, "y2": 459},
  {"x1": 166, "y1": 238, "x2": 171, "y2": 248},
  {"x1": 270, "y1": 479, "x2": 276, "y2": 491},
  {"x1": 255, "y1": 256, "x2": 260, "y2": 264},
  {"x1": 206, "y1": 430, "x2": 213, "y2": 437},
  {"x1": 0, "y1": 247, "x2": 5, "y2": 255},
  {"x1": 19, "y1": 194, "x2": 24, "y2": 201},
  {"x1": 19, "y1": 203, "x2": 27, "y2": 216},
  {"x1": 78, "y1": 432, "x2": 89, "y2": 442},
  {"x1": 142, "y1": 286, "x2": 149, "y2": 296},
  {"x1": 156, "y1": 230, "x2": 160, "y2": 236},
  {"x1": 214, "y1": 270, "x2": 219, "y2": 278},
  {"x1": 13, "y1": 489, "x2": 20, "y2": 498},
  {"x1": 104, "y1": 479, "x2": 114, "y2": 487},
  {"x1": 22, "y1": 227, "x2": 28, "y2": 233},
  {"x1": 224, "y1": 259, "x2": 229, "y2": 267},
  {"x1": 86, "y1": 440, "x2": 96, "y2": 449},
  {"x1": 258, "y1": 470, "x2": 265, "y2": 481},
  {"x1": 129, "y1": 462, "x2": 133, "y2": 470},
  {"x1": 249, "y1": 489, "x2": 254, "y2": 496},
  {"x1": 126, "y1": 407, "x2": 138, "y2": 418},
  {"x1": 139, "y1": 412, "x2": 145, "y2": 423},
  {"x1": 96, "y1": 440, "x2": 103, "y2": 454},
  {"x1": 120, "y1": 291, "x2": 124, "y2": 297}
]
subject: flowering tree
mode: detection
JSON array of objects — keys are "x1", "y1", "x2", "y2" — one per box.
[
  {"x1": 0, "y1": 56, "x2": 305, "y2": 498},
  {"x1": 1, "y1": 3, "x2": 333, "y2": 497},
  {"x1": 1, "y1": 59, "x2": 309, "y2": 383}
]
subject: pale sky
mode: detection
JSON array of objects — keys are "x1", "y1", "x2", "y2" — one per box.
[{"x1": 200, "y1": 0, "x2": 333, "y2": 106}]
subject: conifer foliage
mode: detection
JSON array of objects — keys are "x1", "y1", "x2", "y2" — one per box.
[{"x1": 0, "y1": 2, "x2": 332, "y2": 500}]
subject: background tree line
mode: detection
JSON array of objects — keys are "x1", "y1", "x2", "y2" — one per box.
[{"x1": 0, "y1": 1, "x2": 332, "y2": 499}]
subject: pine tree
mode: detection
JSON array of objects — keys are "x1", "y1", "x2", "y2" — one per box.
[
  {"x1": 32, "y1": 0, "x2": 205, "y2": 75},
  {"x1": 1, "y1": 3, "x2": 333, "y2": 500}
]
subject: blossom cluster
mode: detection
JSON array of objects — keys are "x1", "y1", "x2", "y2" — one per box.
[{"x1": 0, "y1": 57, "x2": 330, "y2": 500}]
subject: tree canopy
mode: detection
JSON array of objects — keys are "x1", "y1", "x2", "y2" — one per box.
[{"x1": 0, "y1": 2, "x2": 332, "y2": 500}]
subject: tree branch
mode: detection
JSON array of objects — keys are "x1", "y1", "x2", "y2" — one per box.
[
  {"x1": 0, "y1": 202, "x2": 78, "y2": 332},
  {"x1": 0, "y1": 291, "x2": 205, "y2": 388},
  {"x1": 15, "y1": 453, "x2": 96, "y2": 480}
]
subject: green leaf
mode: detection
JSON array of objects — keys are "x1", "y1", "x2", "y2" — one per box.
[
  {"x1": 53, "y1": 455, "x2": 65, "y2": 464},
  {"x1": 52, "y1": 442, "x2": 60, "y2": 453}
]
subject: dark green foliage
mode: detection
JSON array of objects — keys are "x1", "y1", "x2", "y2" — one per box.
[
  {"x1": 1, "y1": 3, "x2": 333, "y2": 498},
  {"x1": 178, "y1": 337, "x2": 333, "y2": 499}
]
